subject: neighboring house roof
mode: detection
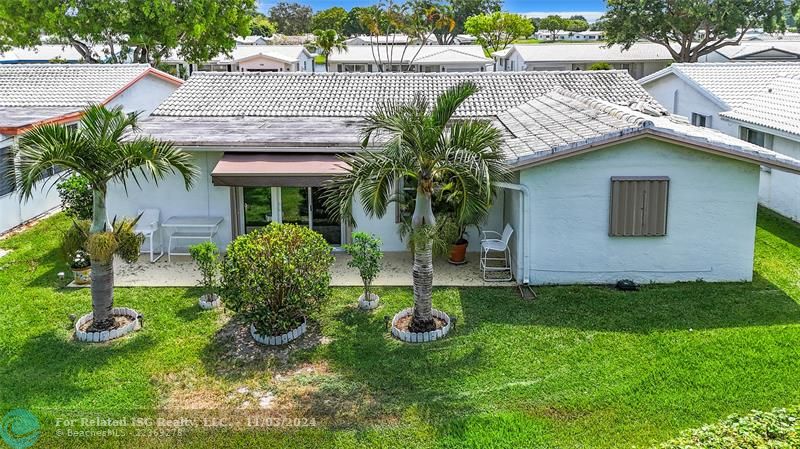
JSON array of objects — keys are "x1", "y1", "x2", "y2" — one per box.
[
  {"x1": 499, "y1": 89, "x2": 800, "y2": 174},
  {"x1": 0, "y1": 64, "x2": 182, "y2": 133},
  {"x1": 496, "y1": 43, "x2": 675, "y2": 63},
  {"x1": 0, "y1": 45, "x2": 84, "y2": 63},
  {"x1": 720, "y1": 75, "x2": 800, "y2": 138},
  {"x1": 327, "y1": 45, "x2": 491, "y2": 65},
  {"x1": 344, "y1": 34, "x2": 436, "y2": 45},
  {"x1": 712, "y1": 41, "x2": 800, "y2": 60},
  {"x1": 152, "y1": 71, "x2": 666, "y2": 118},
  {"x1": 639, "y1": 61, "x2": 800, "y2": 110},
  {"x1": 164, "y1": 45, "x2": 311, "y2": 64},
  {"x1": 234, "y1": 35, "x2": 271, "y2": 45}
]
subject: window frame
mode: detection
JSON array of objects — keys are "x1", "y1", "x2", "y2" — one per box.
[{"x1": 608, "y1": 176, "x2": 670, "y2": 237}]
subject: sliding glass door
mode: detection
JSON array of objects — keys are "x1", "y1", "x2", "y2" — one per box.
[{"x1": 242, "y1": 186, "x2": 341, "y2": 246}]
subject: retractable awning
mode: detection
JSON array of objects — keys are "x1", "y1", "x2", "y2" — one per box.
[{"x1": 211, "y1": 153, "x2": 349, "y2": 187}]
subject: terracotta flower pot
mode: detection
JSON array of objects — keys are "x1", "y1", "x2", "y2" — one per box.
[
  {"x1": 72, "y1": 267, "x2": 92, "y2": 285},
  {"x1": 448, "y1": 240, "x2": 468, "y2": 265}
]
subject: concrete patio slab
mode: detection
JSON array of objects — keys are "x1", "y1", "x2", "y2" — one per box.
[{"x1": 112, "y1": 252, "x2": 515, "y2": 287}]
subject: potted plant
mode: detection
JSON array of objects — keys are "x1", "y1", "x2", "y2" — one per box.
[
  {"x1": 221, "y1": 223, "x2": 334, "y2": 345},
  {"x1": 189, "y1": 241, "x2": 221, "y2": 309},
  {"x1": 70, "y1": 250, "x2": 92, "y2": 285},
  {"x1": 343, "y1": 232, "x2": 383, "y2": 310}
]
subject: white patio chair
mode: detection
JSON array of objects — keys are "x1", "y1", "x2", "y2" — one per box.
[
  {"x1": 135, "y1": 208, "x2": 163, "y2": 263},
  {"x1": 480, "y1": 224, "x2": 514, "y2": 282}
]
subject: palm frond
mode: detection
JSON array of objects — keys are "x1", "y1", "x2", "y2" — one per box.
[
  {"x1": 109, "y1": 137, "x2": 198, "y2": 194},
  {"x1": 14, "y1": 123, "x2": 89, "y2": 200},
  {"x1": 431, "y1": 81, "x2": 478, "y2": 129}
]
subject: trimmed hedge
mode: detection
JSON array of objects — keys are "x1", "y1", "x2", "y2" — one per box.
[{"x1": 657, "y1": 407, "x2": 799, "y2": 449}]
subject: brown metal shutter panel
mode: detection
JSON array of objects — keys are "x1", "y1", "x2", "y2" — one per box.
[{"x1": 609, "y1": 177, "x2": 669, "y2": 237}]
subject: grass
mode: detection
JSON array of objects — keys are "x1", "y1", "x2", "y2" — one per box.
[{"x1": 1, "y1": 208, "x2": 800, "y2": 448}]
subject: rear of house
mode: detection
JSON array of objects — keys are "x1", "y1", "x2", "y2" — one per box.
[
  {"x1": 0, "y1": 64, "x2": 182, "y2": 234},
  {"x1": 110, "y1": 71, "x2": 800, "y2": 285}
]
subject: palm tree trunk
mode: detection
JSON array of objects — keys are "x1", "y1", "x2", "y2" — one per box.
[
  {"x1": 409, "y1": 185, "x2": 437, "y2": 332},
  {"x1": 89, "y1": 187, "x2": 115, "y2": 330}
]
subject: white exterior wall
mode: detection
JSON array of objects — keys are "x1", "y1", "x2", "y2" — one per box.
[
  {"x1": 106, "y1": 151, "x2": 233, "y2": 249},
  {"x1": 758, "y1": 134, "x2": 800, "y2": 220},
  {"x1": 106, "y1": 74, "x2": 179, "y2": 117},
  {"x1": 520, "y1": 138, "x2": 760, "y2": 284},
  {"x1": 643, "y1": 74, "x2": 739, "y2": 136}
]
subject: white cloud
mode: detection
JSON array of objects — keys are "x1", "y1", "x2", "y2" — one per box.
[{"x1": 521, "y1": 11, "x2": 606, "y2": 22}]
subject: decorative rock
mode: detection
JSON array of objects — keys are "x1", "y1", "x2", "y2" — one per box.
[
  {"x1": 74, "y1": 308, "x2": 142, "y2": 343},
  {"x1": 250, "y1": 318, "x2": 307, "y2": 346},
  {"x1": 390, "y1": 308, "x2": 452, "y2": 343}
]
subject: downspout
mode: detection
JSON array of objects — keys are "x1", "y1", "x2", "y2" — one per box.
[{"x1": 496, "y1": 181, "x2": 531, "y2": 285}]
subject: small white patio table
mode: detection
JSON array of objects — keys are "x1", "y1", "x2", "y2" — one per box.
[{"x1": 161, "y1": 216, "x2": 223, "y2": 262}]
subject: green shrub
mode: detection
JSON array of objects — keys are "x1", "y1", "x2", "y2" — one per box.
[
  {"x1": 189, "y1": 241, "x2": 220, "y2": 297},
  {"x1": 221, "y1": 223, "x2": 335, "y2": 336},
  {"x1": 61, "y1": 217, "x2": 143, "y2": 265},
  {"x1": 56, "y1": 175, "x2": 93, "y2": 220},
  {"x1": 61, "y1": 220, "x2": 90, "y2": 265},
  {"x1": 343, "y1": 232, "x2": 382, "y2": 299},
  {"x1": 657, "y1": 407, "x2": 800, "y2": 449},
  {"x1": 588, "y1": 62, "x2": 612, "y2": 70}
]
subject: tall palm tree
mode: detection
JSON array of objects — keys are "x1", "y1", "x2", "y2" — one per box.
[
  {"x1": 14, "y1": 104, "x2": 198, "y2": 330},
  {"x1": 325, "y1": 82, "x2": 508, "y2": 332},
  {"x1": 313, "y1": 29, "x2": 347, "y2": 72}
]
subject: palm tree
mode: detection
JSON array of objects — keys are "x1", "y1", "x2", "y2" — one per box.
[
  {"x1": 313, "y1": 29, "x2": 347, "y2": 72},
  {"x1": 325, "y1": 82, "x2": 508, "y2": 332},
  {"x1": 14, "y1": 104, "x2": 198, "y2": 331}
]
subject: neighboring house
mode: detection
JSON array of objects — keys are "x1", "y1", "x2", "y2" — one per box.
[
  {"x1": 493, "y1": 43, "x2": 673, "y2": 79},
  {"x1": 0, "y1": 45, "x2": 84, "y2": 64},
  {"x1": 327, "y1": 45, "x2": 492, "y2": 72},
  {"x1": 234, "y1": 35, "x2": 272, "y2": 45},
  {"x1": 344, "y1": 34, "x2": 437, "y2": 46},
  {"x1": 164, "y1": 45, "x2": 315, "y2": 76},
  {"x1": 641, "y1": 62, "x2": 800, "y2": 223},
  {"x1": 108, "y1": 70, "x2": 800, "y2": 285},
  {"x1": 699, "y1": 41, "x2": 800, "y2": 62},
  {"x1": 533, "y1": 30, "x2": 605, "y2": 41},
  {"x1": 0, "y1": 64, "x2": 182, "y2": 235},
  {"x1": 720, "y1": 75, "x2": 800, "y2": 221}
]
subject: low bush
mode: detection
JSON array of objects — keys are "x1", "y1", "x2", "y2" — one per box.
[
  {"x1": 189, "y1": 241, "x2": 220, "y2": 297},
  {"x1": 343, "y1": 232, "x2": 382, "y2": 300},
  {"x1": 221, "y1": 223, "x2": 334, "y2": 336},
  {"x1": 588, "y1": 62, "x2": 612, "y2": 71},
  {"x1": 56, "y1": 175, "x2": 93, "y2": 220},
  {"x1": 657, "y1": 407, "x2": 799, "y2": 449}
]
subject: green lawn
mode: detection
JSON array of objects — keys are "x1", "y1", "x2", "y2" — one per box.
[{"x1": 1, "y1": 209, "x2": 800, "y2": 448}]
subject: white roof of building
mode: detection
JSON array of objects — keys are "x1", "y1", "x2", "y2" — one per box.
[
  {"x1": 152, "y1": 71, "x2": 665, "y2": 118},
  {"x1": 640, "y1": 61, "x2": 800, "y2": 109},
  {"x1": 720, "y1": 75, "x2": 800, "y2": 138},
  {"x1": 327, "y1": 45, "x2": 491, "y2": 65},
  {"x1": 0, "y1": 64, "x2": 181, "y2": 130},
  {"x1": 497, "y1": 43, "x2": 675, "y2": 62},
  {"x1": 164, "y1": 45, "x2": 310, "y2": 64},
  {"x1": 712, "y1": 41, "x2": 800, "y2": 60},
  {"x1": 0, "y1": 45, "x2": 84, "y2": 63},
  {"x1": 499, "y1": 89, "x2": 800, "y2": 173}
]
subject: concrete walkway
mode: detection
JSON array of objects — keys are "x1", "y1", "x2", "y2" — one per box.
[{"x1": 113, "y1": 252, "x2": 515, "y2": 287}]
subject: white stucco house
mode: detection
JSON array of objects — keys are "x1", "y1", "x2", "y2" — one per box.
[
  {"x1": 0, "y1": 45, "x2": 85, "y2": 64},
  {"x1": 641, "y1": 62, "x2": 800, "y2": 221},
  {"x1": 493, "y1": 43, "x2": 673, "y2": 79},
  {"x1": 533, "y1": 30, "x2": 605, "y2": 41},
  {"x1": 698, "y1": 41, "x2": 800, "y2": 62},
  {"x1": 106, "y1": 71, "x2": 800, "y2": 285},
  {"x1": 327, "y1": 45, "x2": 492, "y2": 72},
  {"x1": 164, "y1": 45, "x2": 315, "y2": 77},
  {"x1": 0, "y1": 64, "x2": 183, "y2": 235}
]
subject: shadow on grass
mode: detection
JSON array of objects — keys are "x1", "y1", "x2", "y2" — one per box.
[
  {"x1": 0, "y1": 330, "x2": 154, "y2": 409},
  {"x1": 757, "y1": 206, "x2": 800, "y2": 248}
]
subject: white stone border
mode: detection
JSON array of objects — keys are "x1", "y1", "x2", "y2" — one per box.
[
  {"x1": 250, "y1": 318, "x2": 307, "y2": 346},
  {"x1": 198, "y1": 293, "x2": 222, "y2": 310},
  {"x1": 358, "y1": 292, "x2": 380, "y2": 310},
  {"x1": 74, "y1": 308, "x2": 142, "y2": 343},
  {"x1": 391, "y1": 308, "x2": 451, "y2": 343}
]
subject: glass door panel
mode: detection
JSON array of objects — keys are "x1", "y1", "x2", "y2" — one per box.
[
  {"x1": 243, "y1": 187, "x2": 272, "y2": 233},
  {"x1": 311, "y1": 187, "x2": 341, "y2": 245},
  {"x1": 280, "y1": 187, "x2": 310, "y2": 227}
]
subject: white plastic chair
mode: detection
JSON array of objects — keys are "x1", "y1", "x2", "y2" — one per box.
[
  {"x1": 480, "y1": 224, "x2": 514, "y2": 281},
  {"x1": 135, "y1": 208, "x2": 163, "y2": 262}
]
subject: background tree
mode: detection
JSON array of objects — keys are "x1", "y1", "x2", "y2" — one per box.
[
  {"x1": 464, "y1": 11, "x2": 534, "y2": 51},
  {"x1": 411, "y1": 0, "x2": 501, "y2": 44},
  {"x1": 565, "y1": 18, "x2": 590, "y2": 32},
  {"x1": 313, "y1": 29, "x2": 347, "y2": 71},
  {"x1": 538, "y1": 15, "x2": 566, "y2": 41},
  {"x1": 325, "y1": 82, "x2": 508, "y2": 332},
  {"x1": 603, "y1": 0, "x2": 799, "y2": 62},
  {"x1": 343, "y1": 7, "x2": 372, "y2": 36},
  {"x1": 268, "y1": 2, "x2": 313, "y2": 35},
  {"x1": 13, "y1": 105, "x2": 197, "y2": 330},
  {"x1": 0, "y1": 0, "x2": 255, "y2": 65},
  {"x1": 250, "y1": 12, "x2": 278, "y2": 36},
  {"x1": 312, "y1": 7, "x2": 348, "y2": 35}
]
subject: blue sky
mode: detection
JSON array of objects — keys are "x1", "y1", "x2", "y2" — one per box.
[{"x1": 258, "y1": 0, "x2": 606, "y2": 18}]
